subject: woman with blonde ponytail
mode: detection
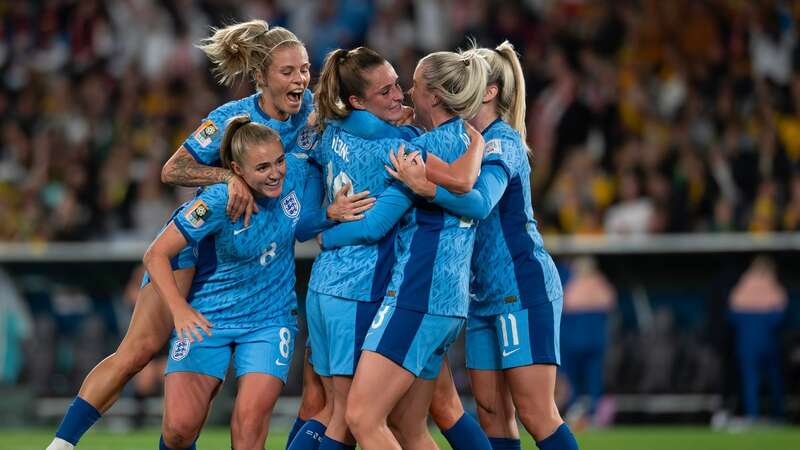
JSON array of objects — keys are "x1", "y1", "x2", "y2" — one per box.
[{"x1": 393, "y1": 42, "x2": 580, "y2": 450}]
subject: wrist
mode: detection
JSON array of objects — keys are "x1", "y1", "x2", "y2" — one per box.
[{"x1": 417, "y1": 180, "x2": 437, "y2": 200}]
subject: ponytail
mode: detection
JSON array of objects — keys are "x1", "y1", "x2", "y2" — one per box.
[
  {"x1": 475, "y1": 41, "x2": 529, "y2": 151},
  {"x1": 197, "y1": 20, "x2": 304, "y2": 87},
  {"x1": 315, "y1": 49, "x2": 352, "y2": 127},
  {"x1": 314, "y1": 47, "x2": 387, "y2": 129},
  {"x1": 219, "y1": 115, "x2": 280, "y2": 169},
  {"x1": 418, "y1": 50, "x2": 489, "y2": 120}
]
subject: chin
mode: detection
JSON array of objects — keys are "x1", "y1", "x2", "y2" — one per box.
[{"x1": 262, "y1": 183, "x2": 284, "y2": 198}]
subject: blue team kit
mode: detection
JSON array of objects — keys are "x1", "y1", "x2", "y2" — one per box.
[{"x1": 465, "y1": 119, "x2": 563, "y2": 369}]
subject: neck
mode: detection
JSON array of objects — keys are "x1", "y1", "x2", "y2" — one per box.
[
  {"x1": 470, "y1": 105, "x2": 499, "y2": 133},
  {"x1": 430, "y1": 108, "x2": 455, "y2": 128},
  {"x1": 259, "y1": 94, "x2": 289, "y2": 121}
]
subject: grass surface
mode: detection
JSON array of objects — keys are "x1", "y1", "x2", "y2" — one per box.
[{"x1": 3, "y1": 426, "x2": 799, "y2": 450}]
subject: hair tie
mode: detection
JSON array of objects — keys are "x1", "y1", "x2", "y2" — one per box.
[{"x1": 463, "y1": 58, "x2": 471, "y2": 66}]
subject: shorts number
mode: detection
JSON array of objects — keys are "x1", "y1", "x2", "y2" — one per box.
[
  {"x1": 499, "y1": 313, "x2": 519, "y2": 348},
  {"x1": 371, "y1": 305, "x2": 390, "y2": 329},
  {"x1": 279, "y1": 327, "x2": 292, "y2": 359}
]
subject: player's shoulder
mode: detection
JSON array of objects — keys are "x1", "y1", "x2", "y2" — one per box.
[
  {"x1": 197, "y1": 183, "x2": 230, "y2": 207},
  {"x1": 483, "y1": 121, "x2": 526, "y2": 168},
  {"x1": 284, "y1": 151, "x2": 311, "y2": 181},
  {"x1": 209, "y1": 93, "x2": 259, "y2": 121}
]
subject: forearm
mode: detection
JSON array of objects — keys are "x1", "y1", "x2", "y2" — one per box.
[
  {"x1": 162, "y1": 147, "x2": 232, "y2": 187},
  {"x1": 142, "y1": 250, "x2": 187, "y2": 313},
  {"x1": 296, "y1": 208, "x2": 335, "y2": 242},
  {"x1": 424, "y1": 130, "x2": 484, "y2": 194},
  {"x1": 321, "y1": 185, "x2": 412, "y2": 248},
  {"x1": 432, "y1": 164, "x2": 508, "y2": 220},
  {"x1": 446, "y1": 133, "x2": 484, "y2": 188}
]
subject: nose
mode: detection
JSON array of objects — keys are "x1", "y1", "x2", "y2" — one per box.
[{"x1": 391, "y1": 85, "x2": 404, "y2": 102}]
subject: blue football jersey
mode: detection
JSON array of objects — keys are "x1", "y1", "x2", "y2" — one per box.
[
  {"x1": 308, "y1": 110, "x2": 415, "y2": 301},
  {"x1": 384, "y1": 117, "x2": 478, "y2": 318},
  {"x1": 183, "y1": 89, "x2": 316, "y2": 166},
  {"x1": 469, "y1": 119, "x2": 562, "y2": 316},
  {"x1": 172, "y1": 154, "x2": 313, "y2": 328}
]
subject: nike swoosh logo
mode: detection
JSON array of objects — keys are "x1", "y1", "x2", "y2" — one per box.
[
  {"x1": 233, "y1": 226, "x2": 252, "y2": 236},
  {"x1": 275, "y1": 359, "x2": 287, "y2": 366},
  {"x1": 502, "y1": 348, "x2": 520, "y2": 357}
]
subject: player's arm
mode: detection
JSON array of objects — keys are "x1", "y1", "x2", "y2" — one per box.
[
  {"x1": 295, "y1": 163, "x2": 376, "y2": 242},
  {"x1": 142, "y1": 223, "x2": 212, "y2": 343},
  {"x1": 388, "y1": 152, "x2": 509, "y2": 220},
  {"x1": 430, "y1": 164, "x2": 509, "y2": 220},
  {"x1": 423, "y1": 121, "x2": 485, "y2": 194},
  {"x1": 320, "y1": 184, "x2": 413, "y2": 249},
  {"x1": 162, "y1": 146, "x2": 259, "y2": 226}
]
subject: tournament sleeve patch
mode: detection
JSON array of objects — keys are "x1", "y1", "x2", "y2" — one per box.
[
  {"x1": 184, "y1": 199, "x2": 213, "y2": 228},
  {"x1": 192, "y1": 120, "x2": 218, "y2": 148},
  {"x1": 485, "y1": 139, "x2": 503, "y2": 155}
]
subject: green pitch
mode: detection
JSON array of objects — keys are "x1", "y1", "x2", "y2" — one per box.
[{"x1": 3, "y1": 426, "x2": 799, "y2": 450}]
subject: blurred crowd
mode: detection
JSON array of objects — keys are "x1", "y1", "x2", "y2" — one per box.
[{"x1": 2, "y1": 0, "x2": 800, "y2": 242}]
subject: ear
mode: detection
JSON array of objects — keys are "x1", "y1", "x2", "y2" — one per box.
[
  {"x1": 231, "y1": 161, "x2": 244, "y2": 177},
  {"x1": 484, "y1": 84, "x2": 499, "y2": 103},
  {"x1": 431, "y1": 94, "x2": 441, "y2": 108},
  {"x1": 255, "y1": 69, "x2": 267, "y2": 88},
  {"x1": 349, "y1": 95, "x2": 367, "y2": 111}
]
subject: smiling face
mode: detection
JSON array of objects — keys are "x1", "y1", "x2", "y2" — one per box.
[
  {"x1": 231, "y1": 140, "x2": 287, "y2": 198},
  {"x1": 409, "y1": 62, "x2": 436, "y2": 129},
  {"x1": 350, "y1": 62, "x2": 405, "y2": 122},
  {"x1": 259, "y1": 44, "x2": 311, "y2": 120}
]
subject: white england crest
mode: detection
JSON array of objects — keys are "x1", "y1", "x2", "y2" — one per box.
[
  {"x1": 281, "y1": 191, "x2": 301, "y2": 218},
  {"x1": 170, "y1": 338, "x2": 191, "y2": 361},
  {"x1": 296, "y1": 125, "x2": 317, "y2": 150}
]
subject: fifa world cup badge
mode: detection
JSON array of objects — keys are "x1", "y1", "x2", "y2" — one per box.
[
  {"x1": 193, "y1": 120, "x2": 218, "y2": 148},
  {"x1": 185, "y1": 199, "x2": 212, "y2": 228}
]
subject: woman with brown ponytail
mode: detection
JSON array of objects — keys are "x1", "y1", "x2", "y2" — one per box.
[{"x1": 293, "y1": 46, "x2": 489, "y2": 450}]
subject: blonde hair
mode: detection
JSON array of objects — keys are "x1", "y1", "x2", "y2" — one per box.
[
  {"x1": 472, "y1": 41, "x2": 527, "y2": 140},
  {"x1": 417, "y1": 50, "x2": 488, "y2": 120},
  {"x1": 197, "y1": 20, "x2": 304, "y2": 87},
  {"x1": 315, "y1": 47, "x2": 386, "y2": 127},
  {"x1": 219, "y1": 116, "x2": 281, "y2": 169}
]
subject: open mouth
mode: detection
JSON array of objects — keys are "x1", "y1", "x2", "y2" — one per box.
[
  {"x1": 286, "y1": 90, "x2": 303, "y2": 106},
  {"x1": 265, "y1": 178, "x2": 281, "y2": 189}
]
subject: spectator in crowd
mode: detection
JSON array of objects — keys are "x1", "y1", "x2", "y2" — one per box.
[
  {"x1": 560, "y1": 257, "x2": 617, "y2": 428},
  {"x1": 728, "y1": 255, "x2": 788, "y2": 421},
  {"x1": 2, "y1": 1, "x2": 800, "y2": 240}
]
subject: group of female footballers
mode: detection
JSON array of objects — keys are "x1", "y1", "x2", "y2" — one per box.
[{"x1": 46, "y1": 19, "x2": 579, "y2": 450}]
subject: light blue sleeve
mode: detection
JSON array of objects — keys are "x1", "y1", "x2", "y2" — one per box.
[
  {"x1": 296, "y1": 161, "x2": 335, "y2": 242},
  {"x1": 182, "y1": 108, "x2": 228, "y2": 166},
  {"x1": 172, "y1": 184, "x2": 227, "y2": 244},
  {"x1": 320, "y1": 184, "x2": 414, "y2": 249},
  {"x1": 432, "y1": 163, "x2": 509, "y2": 220}
]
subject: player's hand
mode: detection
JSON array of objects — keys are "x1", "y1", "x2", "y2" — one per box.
[
  {"x1": 172, "y1": 302, "x2": 213, "y2": 343},
  {"x1": 327, "y1": 181, "x2": 376, "y2": 221},
  {"x1": 227, "y1": 174, "x2": 259, "y2": 226},
  {"x1": 391, "y1": 105, "x2": 415, "y2": 126},
  {"x1": 386, "y1": 145, "x2": 436, "y2": 199}
]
